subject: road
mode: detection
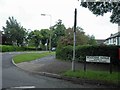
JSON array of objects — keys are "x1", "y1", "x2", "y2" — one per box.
[{"x1": 2, "y1": 52, "x2": 109, "y2": 89}]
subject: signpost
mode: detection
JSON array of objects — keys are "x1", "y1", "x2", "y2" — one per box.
[
  {"x1": 86, "y1": 56, "x2": 110, "y2": 63},
  {"x1": 85, "y1": 56, "x2": 112, "y2": 74}
]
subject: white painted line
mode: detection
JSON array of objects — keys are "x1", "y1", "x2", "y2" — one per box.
[{"x1": 12, "y1": 86, "x2": 35, "y2": 88}]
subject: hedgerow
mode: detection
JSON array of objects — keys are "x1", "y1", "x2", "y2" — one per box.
[
  {"x1": 0, "y1": 45, "x2": 42, "y2": 52},
  {"x1": 56, "y1": 45, "x2": 120, "y2": 64}
]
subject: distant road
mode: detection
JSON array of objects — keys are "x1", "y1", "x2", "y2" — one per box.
[{"x1": 2, "y1": 52, "x2": 108, "y2": 89}]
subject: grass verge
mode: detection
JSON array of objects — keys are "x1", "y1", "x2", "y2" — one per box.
[
  {"x1": 62, "y1": 70, "x2": 120, "y2": 84},
  {"x1": 13, "y1": 52, "x2": 55, "y2": 64}
]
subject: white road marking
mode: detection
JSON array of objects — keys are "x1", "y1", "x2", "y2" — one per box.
[{"x1": 12, "y1": 86, "x2": 35, "y2": 88}]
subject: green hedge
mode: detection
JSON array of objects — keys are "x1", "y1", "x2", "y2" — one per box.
[
  {"x1": 0, "y1": 45, "x2": 24, "y2": 52},
  {"x1": 0, "y1": 45, "x2": 42, "y2": 52},
  {"x1": 56, "y1": 45, "x2": 120, "y2": 64}
]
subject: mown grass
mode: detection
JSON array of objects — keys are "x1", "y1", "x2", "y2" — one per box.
[
  {"x1": 13, "y1": 52, "x2": 55, "y2": 64},
  {"x1": 63, "y1": 70, "x2": 120, "y2": 84}
]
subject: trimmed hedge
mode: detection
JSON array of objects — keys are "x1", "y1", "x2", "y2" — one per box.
[
  {"x1": 0, "y1": 45, "x2": 42, "y2": 52},
  {"x1": 56, "y1": 45, "x2": 120, "y2": 64},
  {"x1": 0, "y1": 45, "x2": 24, "y2": 52}
]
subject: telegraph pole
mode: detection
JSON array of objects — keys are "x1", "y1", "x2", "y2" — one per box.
[{"x1": 72, "y1": 8, "x2": 77, "y2": 72}]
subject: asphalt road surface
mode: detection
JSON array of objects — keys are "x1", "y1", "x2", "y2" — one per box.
[{"x1": 2, "y1": 52, "x2": 110, "y2": 89}]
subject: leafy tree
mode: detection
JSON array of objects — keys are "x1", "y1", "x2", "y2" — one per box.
[
  {"x1": 40, "y1": 29, "x2": 50, "y2": 46},
  {"x1": 87, "y1": 35, "x2": 97, "y2": 45},
  {"x1": 80, "y1": 1, "x2": 120, "y2": 25},
  {"x1": 57, "y1": 28, "x2": 73, "y2": 47},
  {"x1": 28, "y1": 30, "x2": 43, "y2": 49},
  {"x1": 3, "y1": 16, "x2": 27, "y2": 46},
  {"x1": 76, "y1": 26, "x2": 89, "y2": 45},
  {"x1": 58, "y1": 26, "x2": 96, "y2": 47},
  {"x1": 51, "y1": 19, "x2": 66, "y2": 47}
]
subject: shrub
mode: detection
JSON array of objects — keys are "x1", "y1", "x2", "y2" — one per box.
[
  {"x1": 56, "y1": 45, "x2": 73, "y2": 61},
  {"x1": 0, "y1": 45, "x2": 42, "y2": 52},
  {"x1": 56, "y1": 45, "x2": 120, "y2": 64},
  {"x1": 0, "y1": 45, "x2": 24, "y2": 52}
]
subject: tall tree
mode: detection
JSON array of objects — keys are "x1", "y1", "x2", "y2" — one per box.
[
  {"x1": 51, "y1": 19, "x2": 66, "y2": 47},
  {"x1": 3, "y1": 16, "x2": 27, "y2": 46},
  {"x1": 58, "y1": 26, "x2": 96, "y2": 47},
  {"x1": 28, "y1": 30, "x2": 43, "y2": 49},
  {"x1": 80, "y1": 1, "x2": 120, "y2": 28},
  {"x1": 40, "y1": 29, "x2": 50, "y2": 45}
]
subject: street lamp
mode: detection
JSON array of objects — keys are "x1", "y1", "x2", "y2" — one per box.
[{"x1": 41, "y1": 14, "x2": 52, "y2": 52}]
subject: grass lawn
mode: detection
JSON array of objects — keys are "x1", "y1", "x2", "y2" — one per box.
[
  {"x1": 63, "y1": 70, "x2": 120, "y2": 84},
  {"x1": 13, "y1": 52, "x2": 55, "y2": 64}
]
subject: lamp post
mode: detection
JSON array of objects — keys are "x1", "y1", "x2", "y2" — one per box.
[{"x1": 41, "y1": 14, "x2": 52, "y2": 52}]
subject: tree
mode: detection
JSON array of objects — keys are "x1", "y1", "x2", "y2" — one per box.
[
  {"x1": 51, "y1": 19, "x2": 66, "y2": 47},
  {"x1": 28, "y1": 30, "x2": 42, "y2": 49},
  {"x1": 40, "y1": 29, "x2": 50, "y2": 46},
  {"x1": 58, "y1": 26, "x2": 96, "y2": 47},
  {"x1": 76, "y1": 26, "x2": 89, "y2": 45},
  {"x1": 3, "y1": 16, "x2": 27, "y2": 46},
  {"x1": 87, "y1": 35, "x2": 97, "y2": 45},
  {"x1": 80, "y1": 1, "x2": 120, "y2": 26}
]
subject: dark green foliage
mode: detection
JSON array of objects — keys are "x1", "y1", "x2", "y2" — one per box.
[
  {"x1": 27, "y1": 30, "x2": 42, "y2": 48},
  {"x1": 3, "y1": 16, "x2": 27, "y2": 46},
  {"x1": 0, "y1": 45, "x2": 25, "y2": 52},
  {"x1": 56, "y1": 45, "x2": 73, "y2": 61},
  {"x1": 57, "y1": 27, "x2": 97, "y2": 48},
  {"x1": 0, "y1": 45, "x2": 42, "y2": 52},
  {"x1": 40, "y1": 29, "x2": 50, "y2": 45},
  {"x1": 24, "y1": 47, "x2": 42, "y2": 51},
  {"x1": 80, "y1": 1, "x2": 120, "y2": 24},
  {"x1": 51, "y1": 19, "x2": 66, "y2": 47},
  {"x1": 56, "y1": 45, "x2": 120, "y2": 64}
]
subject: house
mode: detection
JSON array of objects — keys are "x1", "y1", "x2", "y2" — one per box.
[
  {"x1": 104, "y1": 32, "x2": 120, "y2": 45},
  {"x1": 96, "y1": 39, "x2": 105, "y2": 45}
]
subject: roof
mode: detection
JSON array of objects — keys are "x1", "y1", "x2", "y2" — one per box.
[{"x1": 106, "y1": 32, "x2": 120, "y2": 40}]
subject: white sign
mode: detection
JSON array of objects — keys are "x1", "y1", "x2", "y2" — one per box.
[{"x1": 86, "y1": 56, "x2": 110, "y2": 63}]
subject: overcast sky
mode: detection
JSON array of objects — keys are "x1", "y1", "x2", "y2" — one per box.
[{"x1": 0, "y1": 0, "x2": 118, "y2": 39}]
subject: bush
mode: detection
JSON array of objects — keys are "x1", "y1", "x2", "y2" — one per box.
[
  {"x1": 0, "y1": 45, "x2": 25, "y2": 52},
  {"x1": 0, "y1": 45, "x2": 42, "y2": 52},
  {"x1": 56, "y1": 45, "x2": 73, "y2": 61},
  {"x1": 56, "y1": 45, "x2": 120, "y2": 64}
]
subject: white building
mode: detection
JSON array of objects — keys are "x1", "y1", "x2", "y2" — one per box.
[{"x1": 104, "y1": 32, "x2": 120, "y2": 45}]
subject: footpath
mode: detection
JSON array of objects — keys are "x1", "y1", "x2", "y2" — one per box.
[{"x1": 14, "y1": 55, "x2": 119, "y2": 87}]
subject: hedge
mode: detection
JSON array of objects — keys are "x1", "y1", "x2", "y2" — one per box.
[
  {"x1": 0, "y1": 45, "x2": 42, "y2": 52},
  {"x1": 56, "y1": 45, "x2": 120, "y2": 64}
]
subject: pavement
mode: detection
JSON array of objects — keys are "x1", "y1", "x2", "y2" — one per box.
[{"x1": 13, "y1": 54, "x2": 120, "y2": 87}]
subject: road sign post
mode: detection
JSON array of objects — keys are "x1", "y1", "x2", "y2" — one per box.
[{"x1": 86, "y1": 56, "x2": 111, "y2": 73}]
